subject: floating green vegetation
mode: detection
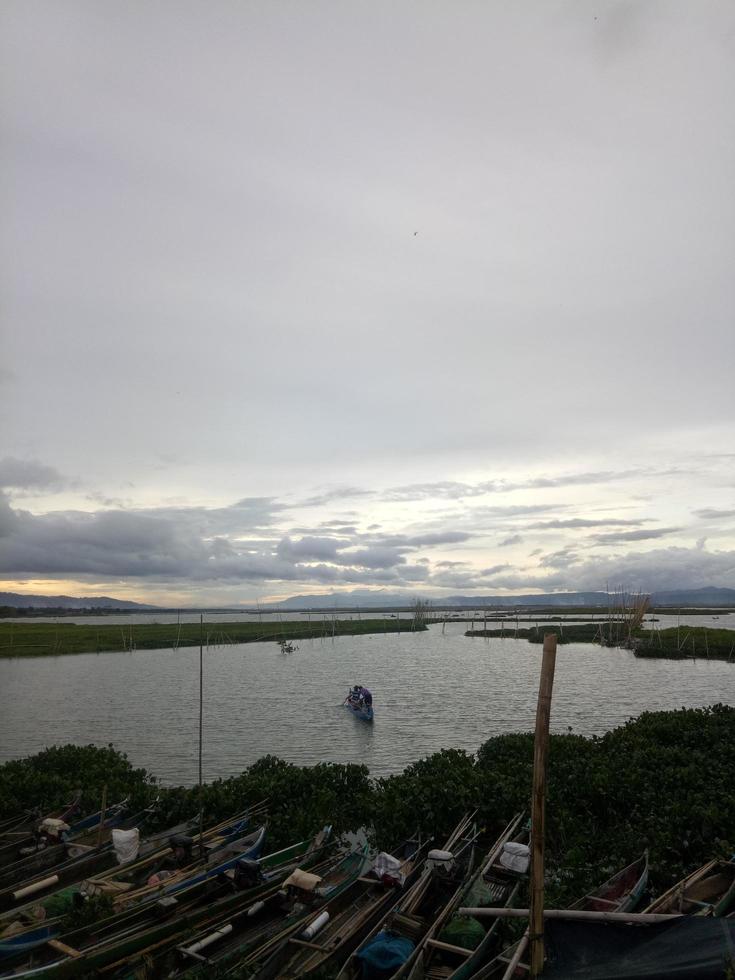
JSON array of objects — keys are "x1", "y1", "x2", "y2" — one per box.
[
  {"x1": 2, "y1": 705, "x2": 733, "y2": 910},
  {"x1": 0, "y1": 617, "x2": 425, "y2": 658},
  {"x1": 466, "y1": 624, "x2": 614, "y2": 644},
  {"x1": 634, "y1": 626, "x2": 735, "y2": 661},
  {"x1": 468, "y1": 623, "x2": 735, "y2": 661}
]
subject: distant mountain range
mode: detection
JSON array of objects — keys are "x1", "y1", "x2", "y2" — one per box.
[
  {"x1": 270, "y1": 587, "x2": 735, "y2": 610},
  {"x1": 2, "y1": 586, "x2": 734, "y2": 612},
  {"x1": 0, "y1": 592, "x2": 154, "y2": 610}
]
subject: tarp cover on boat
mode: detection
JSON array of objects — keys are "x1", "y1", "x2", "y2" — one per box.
[
  {"x1": 499, "y1": 840, "x2": 530, "y2": 874},
  {"x1": 371, "y1": 851, "x2": 405, "y2": 885},
  {"x1": 356, "y1": 930, "x2": 415, "y2": 979},
  {"x1": 543, "y1": 917, "x2": 735, "y2": 979}
]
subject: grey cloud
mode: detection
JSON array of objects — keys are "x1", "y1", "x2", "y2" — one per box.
[
  {"x1": 276, "y1": 536, "x2": 342, "y2": 562},
  {"x1": 694, "y1": 508, "x2": 735, "y2": 520},
  {"x1": 526, "y1": 518, "x2": 651, "y2": 530},
  {"x1": 297, "y1": 487, "x2": 375, "y2": 508},
  {"x1": 486, "y1": 547, "x2": 735, "y2": 593},
  {"x1": 499, "y1": 534, "x2": 523, "y2": 547},
  {"x1": 481, "y1": 564, "x2": 512, "y2": 576},
  {"x1": 539, "y1": 549, "x2": 580, "y2": 569},
  {"x1": 338, "y1": 546, "x2": 407, "y2": 570},
  {"x1": 377, "y1": 531, "x2": 472, "y2": 548},
  {"x1": 0, "y1": 457, "x2": 66, "y2": 491},
  {"x1": 382, "y1": 470, "x2": 663, "y2": 503},
  {"x1": 593, "y1": 527, "x2": 681, "y2": 545}
]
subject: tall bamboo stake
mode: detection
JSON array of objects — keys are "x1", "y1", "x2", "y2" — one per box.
[
  {"x1": 529, "y1": 633, "x2": 557, "y2": 977},
  {"x1": 198, "y1": 613, "x2": 204, "y2": 847},
  {"x1": 96, "y1": 784, "x2": 108, "y2": 848}
]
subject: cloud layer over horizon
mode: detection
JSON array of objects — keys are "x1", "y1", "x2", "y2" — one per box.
[{"x1": 1, "y1": 2, "x2": 733, "y2": 604}]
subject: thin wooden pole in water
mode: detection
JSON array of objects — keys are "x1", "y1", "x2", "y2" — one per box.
[
  {"x1": 529, "y1": 633, "x2": 557, "y2": 977},
  {"x1": 198, "y1": 613, "x2": 204, "y2": 847}
]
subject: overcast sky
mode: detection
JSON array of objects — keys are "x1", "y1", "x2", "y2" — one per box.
[{"x1": 1, "y1": 1, "x2": 733, "y2": 605}]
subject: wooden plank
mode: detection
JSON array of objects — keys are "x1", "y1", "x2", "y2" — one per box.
[
  {"x1": 287, "y1": 937, "x2": 329, "y2": 951},
  {"x1": 425, "y1": 938, "x2": 472, "y2": 956},
  {"x1": 47, "y1": 939, "x2": 82, "y2": 958},
  {"x1": 458, "y1": 907, "x2": 683, "y2": 923}
]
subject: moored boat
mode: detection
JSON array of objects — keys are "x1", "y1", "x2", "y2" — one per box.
[
  {"x1": 644, "y1": 858, "x2": 735, "y2": 916},
  {"x1": 252, "y1": 837, "x2": 430, "y2": 979},
  {"x1": 132, "y1": 844, "x2": 368, "y2": 978},
  {"x1": 336, "y1": 812, "x2": 481, "y2": 980},
  {"x1": 407, "y1": 813, "x2": 529, "y2": 980},
  {"x1": 0, "y1": 825, "x2": 331, "y2": 977},
  {"x1": 570, "y1": 852, "x2": 648, "y2": 913}
]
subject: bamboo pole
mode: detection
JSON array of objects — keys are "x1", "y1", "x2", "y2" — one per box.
[
  {"x1": 529, "y1": 633, "x2": 557, "y2": 977},
  {"x1": 96, "y1": 784, "x2": 108, "y2": 848},
  {"x1": 458, "y1": 907, "x2": 682, "y2": 923},
  {"x1": 198, "y1": 613, "x2": 204, "y2": 849}
]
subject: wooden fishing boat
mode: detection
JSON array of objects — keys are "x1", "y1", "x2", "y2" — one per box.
[
  {"x1": 0, "y1": 798, "x2": 82, "y2": 870},
  {"x1": 252, "y1": 837, "x2": 430, "y2": 979},
  {"x1": 406, "y1": 813, "x2": 529, "y2": 980},
  {"x1": 0, "y1": 799, "x2": 172, "y2": 911},
  {"x1": 113, "y1": 845, "x2": 368, "y2": 979},
  {"x1": 644, "y1": 858, "x2": 735, "y2": 916},
  {"x1": 0, "y1": 804, "x2": 264, "y2": 931},
  {"x1": 570, "y1": 852, "x2": 648, "y2": 913},
  {"x1": 0, "y1": 827, "x2": 332, "y2": 978},
  {"x1": 0, "y1": 798, "x2": 134, "y2": 889},
  {"x1": 346, "y1": 701, "x2": 374, "y2": 722},
  {"x1": 336, "y1": 812, "x2": 480, "y2": 980},
  {"x1": 0, "y1": 819, "x2": 267, "y2": 960}
]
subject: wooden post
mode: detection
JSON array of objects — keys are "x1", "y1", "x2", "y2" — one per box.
[
  {"x1": 96, "y1": 784, "x2": 108, "y2": 848},
  {"x1": 529, "y1": 633, "x2": 557, "y2": 977},
  {"x1": 198, "y1": 613, "x2": 204, "y2": 848}
]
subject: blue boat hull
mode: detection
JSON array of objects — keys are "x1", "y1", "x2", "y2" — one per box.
[{"x1": 346, "y1": 702, "x2": 374, "y2": 722}]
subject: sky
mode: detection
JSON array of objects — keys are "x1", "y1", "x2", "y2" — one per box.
[{"x1": 1, "y1": 1, "x2": 734, "y2": 606}]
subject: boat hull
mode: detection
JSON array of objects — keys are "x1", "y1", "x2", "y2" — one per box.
[{"x1": 345, "y1": 703, "x2": 373, "y2": 722}]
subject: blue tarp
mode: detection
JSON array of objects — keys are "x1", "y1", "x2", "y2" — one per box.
[{"x1": 356, "y1": 929, "x2": 415, "y2": 979}]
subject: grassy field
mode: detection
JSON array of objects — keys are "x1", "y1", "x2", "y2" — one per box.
[
  {"x1": 0, "y1": 617, "x2": 424, "y2": 657},
  {"x1": 467, "y1": 623, "x2": 735, "y2": 660}
]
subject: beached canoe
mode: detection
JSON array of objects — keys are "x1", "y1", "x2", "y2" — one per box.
[
  {"x1": 253, "y1": 837, "x2": 430, "y2": 979},
  {"x1": 336, "y1": 812, "x2": 481, "y2": 980},
  {"x1": 644, "y1": 858, "x2": 735, "y2": 916},
  {"x1": 407, "y1": 813, "x2": 529, "y2": 980},
  {"x1": 571, "y1": 852, "x2": 649, "y2": 913}
]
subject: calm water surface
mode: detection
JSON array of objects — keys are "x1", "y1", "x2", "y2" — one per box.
[{"x1": 0, "y1": 623, "x2": 732, "y2": 784}]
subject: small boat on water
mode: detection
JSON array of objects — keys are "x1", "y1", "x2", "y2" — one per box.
[
  {"x1": 644, "y1": 858, "x2": 735, "y2": 916},
  {"x1": 345, "y1": 686, "x2": 374, "y2": 722}
]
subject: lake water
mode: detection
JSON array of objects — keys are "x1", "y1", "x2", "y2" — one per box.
[{"x1": 1, "y1": 622, "x2": 732, "y2": 785}]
